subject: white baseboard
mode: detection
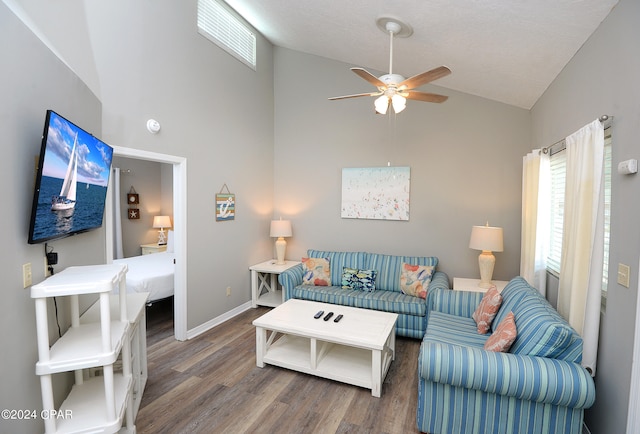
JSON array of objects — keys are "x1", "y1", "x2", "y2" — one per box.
[{"x1": 186, "y1": 301, "x2": 253, "y2": 339}]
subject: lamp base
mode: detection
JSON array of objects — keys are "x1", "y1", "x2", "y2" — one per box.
[
  {"x1": 157, "y1": 229, "x2": 167, "y2": 245},
  {"x1": 478, "y1": 250, "x2": 496, "y2": 289},
  {"x1": 275, "y1": 237, "x2": 287, "y2": 265}
]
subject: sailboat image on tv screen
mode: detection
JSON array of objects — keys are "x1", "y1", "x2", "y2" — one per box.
[{"x1": 51, "y1": 132, "x2": 78, "y2": 211}]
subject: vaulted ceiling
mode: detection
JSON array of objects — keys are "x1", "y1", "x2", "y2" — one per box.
[{"x1": 226, "y1": 0, "x2": 618, "y2": 109}]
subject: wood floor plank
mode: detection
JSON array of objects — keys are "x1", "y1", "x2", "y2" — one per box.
[{"x1": 136, "y1": 305, "x2": 423, "y2": 434}]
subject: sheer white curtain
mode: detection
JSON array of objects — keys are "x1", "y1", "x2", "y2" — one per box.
[
  {"x1": 557, "y1": 119, "x2": 605, "y2": 375},
  {"x1": 520, "y1": 150, "x2": 550, "y2": 295},
  {"x1": 112, "y1": 167, "x2": 124, "y2": 259}
]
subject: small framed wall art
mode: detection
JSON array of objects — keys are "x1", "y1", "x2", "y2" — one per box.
[
  {"x1": 216, "y1": 184, "x2": 235, "y2": 221},
  {"x1": 127, "y1": 186, "x2": 139, "y2": 204},
  {"x1": 128, "y1": 208, "x2": 140, "y2": 220}
]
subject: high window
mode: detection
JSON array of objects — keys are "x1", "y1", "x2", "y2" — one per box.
[{"x1": 197, "y1": 0, "x2": 256, "y2": 70}]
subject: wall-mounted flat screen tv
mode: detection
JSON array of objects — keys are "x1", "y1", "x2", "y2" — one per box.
[{"x1": 28, "y1": 110, "x2": 114, "y2": 244}]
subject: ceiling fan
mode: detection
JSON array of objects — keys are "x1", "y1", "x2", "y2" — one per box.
[{"x1": 328, "y1": 17, "x2": 451, "y2": 114}]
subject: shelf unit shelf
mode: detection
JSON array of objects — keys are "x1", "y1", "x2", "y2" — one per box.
[{"x1": 31, "y1": 264, "x2": 135, "y2": 434}]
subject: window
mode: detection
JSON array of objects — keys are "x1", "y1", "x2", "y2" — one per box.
[
  {"x1": 197, "y1": 0, "x2": 256, "y2": 70},
  {"x1": 547, "y1": 127, "x2": 612, "y2": 302}
]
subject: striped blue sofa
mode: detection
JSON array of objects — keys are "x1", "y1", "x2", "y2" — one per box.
[
  {"x1": 417, "y1": 277, "x2": 596, "y2": 434},
  {"x1": 278, "y1": 249, "x2": 450, "y2": 339}
]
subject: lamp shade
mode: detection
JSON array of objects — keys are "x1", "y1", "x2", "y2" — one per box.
[
  {"x1": 153, "y1": 215, "x2": 172, "y2": 229},
  {"x1": 469, "y1": 225, "x2": 504, "y2": 252},
  {"x1": 374, "y1": 95, "x2": 389, "y2": 114},
  {"x1": 270, "y1": 220, "x2": 292, "y2": 238}
]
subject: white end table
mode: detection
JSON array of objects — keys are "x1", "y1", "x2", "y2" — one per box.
[
  {"x1": 140, "y1": 243, "x2": 167, "y2": 255},
  {"x1": 250, "y1": 260, "x2": 301, "y2": 308},
  {"x1": 453, "y1": 277, "x2": 509, "y2": 293}
]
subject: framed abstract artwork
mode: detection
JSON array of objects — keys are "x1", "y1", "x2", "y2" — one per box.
[{"x1": 341, "y1": 166, "x2": 410, "y2": 220}]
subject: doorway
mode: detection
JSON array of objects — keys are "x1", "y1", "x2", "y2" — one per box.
[{"x1": 106, "y1": 146, "x2": 187, "y2": 341}]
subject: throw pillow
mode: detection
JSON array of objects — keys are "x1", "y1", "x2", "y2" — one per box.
[
  {"x1": 484, "y1": 312, "x2": 517, "y2": 352},
  {"x1": 472, "y1": 287, "x2": 503, "y2": 334},
  {"x1": 341, "y1": 267, "x2": 377, "y2": 292},
  {"x1": 302, "y1": 257, "x2": 331, "y2": 286},
  {"x1": 399, "y1": 263, "x2": 434, "y2": 299}
]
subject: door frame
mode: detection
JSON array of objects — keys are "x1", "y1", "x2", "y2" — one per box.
[{"x1": 106, "y1": 146, "x2": 187, "y2": 341}]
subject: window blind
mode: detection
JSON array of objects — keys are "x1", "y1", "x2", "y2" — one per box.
[
  {"x1": 547, "y1": 149, "x2": 566, "y2": 274},
  {"x1": 197, "y1": 0, "x2": 256, "y2": 70}
]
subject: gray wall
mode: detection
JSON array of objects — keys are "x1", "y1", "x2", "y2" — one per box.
[
  {"x1": 112, "y1": 157, "x2": 173, "y2": 258},
  {"x1": 0, "y1": 4, "x2": 107, "y2": 433},
  {"x1": 530, "y1": 0, "x2": 640, "y2": 432},
  {"x1": 80, "y1": 0, "x2": 276, "y2": 329},
  {"x1": 273, "y1": 47, "x2": 530, "y2": 281}
]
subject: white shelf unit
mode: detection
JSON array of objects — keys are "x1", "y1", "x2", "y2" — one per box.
[
  {"x1": 31, "y1": 264, "x2": 135, "y2": 434},
  {"x1": 81, "y1": 292, "x2": 149, "y2": 418}
]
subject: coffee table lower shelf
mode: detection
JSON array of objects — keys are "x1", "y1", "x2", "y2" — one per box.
[{"x1": 256, "y1": 331, "x2": 394, "y2": 397}]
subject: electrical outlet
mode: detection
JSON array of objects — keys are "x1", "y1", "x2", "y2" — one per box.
[
  {"x1": 23, "y1": 263, "x2": 32, "y2": 288},
  {"x1": 44, "y1": 257, "x2": 52, "y2": 277},
  {"x1": 226, "y1": 286, "x2": 231, "y2": 296},
  {"x1": 618, "y1": 263, "x2": 630, "y2": 288}
]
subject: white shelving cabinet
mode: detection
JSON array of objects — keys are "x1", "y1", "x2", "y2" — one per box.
[
  {"x1": 31, "y1": 264, "x2": 134, "y2": 434},
  {"x1": 81, "y1": 292, "x2": 149, "y2": 418}
]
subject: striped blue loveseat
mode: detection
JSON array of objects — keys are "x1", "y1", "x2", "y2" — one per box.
[
  {"x1": 417, "y1": 277, "x2": 596, "y2": 434},
  {"x1": 278, "y1": 249, "x2": 450, "y2": 339}
]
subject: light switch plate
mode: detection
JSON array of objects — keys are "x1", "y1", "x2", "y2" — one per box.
[{"x1": 618, "y1": 263, "x2": 630, "y2": 288}]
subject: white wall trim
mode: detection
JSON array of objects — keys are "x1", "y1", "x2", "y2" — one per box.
[
  {"x1": 187, "y1": 302, "x2": 252, "y2": 340},
  {"x1": 627, "y1": 256, "x2": 640, "y2": 433},
  {"x1": 106, "y1": 146, "x2": 188, "y2": 341}
]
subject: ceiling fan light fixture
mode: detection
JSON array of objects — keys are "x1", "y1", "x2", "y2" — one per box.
[
  {"x1": 374, "y1": 95, "x2": 389, "y2": 114},
  {"x1": 328, "y1": 17, "x2": 450, "y2": 113},
  {"x1": 391, "y1": 94, "x2": 406, "y2": 113}
]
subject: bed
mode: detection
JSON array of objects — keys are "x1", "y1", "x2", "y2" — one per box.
[{"x1": 113, "y1": 231, "x2": 175, "y2": 303}]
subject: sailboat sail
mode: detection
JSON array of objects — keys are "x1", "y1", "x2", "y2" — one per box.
[{"x1": 51, "y1": 133, "x2": 78, "y2": 211}]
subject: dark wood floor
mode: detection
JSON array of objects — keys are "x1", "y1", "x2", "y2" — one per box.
[{"x1": 136, "y1": 300, "x2": 423, "y2": 434}]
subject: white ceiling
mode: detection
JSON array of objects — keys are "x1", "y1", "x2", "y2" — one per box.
[{"x1": 225, "y1": 0, "x2": 618, "y2": 109}]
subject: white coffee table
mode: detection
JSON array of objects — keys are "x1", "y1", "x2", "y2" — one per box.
[{"x1": 253, "y1": 299, "x2": 397, "y2": 397}]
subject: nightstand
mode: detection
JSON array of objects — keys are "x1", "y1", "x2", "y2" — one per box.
[
  {"x1": 250, "y1": 260, "x2": 301, "y2": 308},
  {"x1": 453, "y1": 277, "x2": 509, "y2": 293},
  {"x1": 140, "y1": 243, "x2": 167, "y2": 255}
]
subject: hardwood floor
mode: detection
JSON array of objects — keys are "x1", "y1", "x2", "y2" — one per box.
[{"x1": 136, "y1": 302, "x2": 423, "y2": 434}]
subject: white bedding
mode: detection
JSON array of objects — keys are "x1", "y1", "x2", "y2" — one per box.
[{"x1": 113, "y1": 251, "x2": 175, "y2": 302}]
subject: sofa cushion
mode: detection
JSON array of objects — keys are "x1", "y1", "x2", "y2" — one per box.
[
  {"x1": 292, "y1": 285, "x2": 427, "y2": 316},
  {"x1": 472, "y1": 287, "x2": 503, "y2": 334},
  {"x1": 484, "y1": 312, "x2": 517, "y2": 352},
  {"x1": 496, "y1": 277, "x2": 583, "y2": 363},
  {"x1": 301, "y1": 257, "x2": 331, "y2": 286},
  {"x1": 423, "y1": 311, "x2": 489, "y2": 348},
  {"x1": 400, "y1": 263, "x2": 434, "y2": 299},
  {"x1": 341, "y1": 267, "x2": 377, "y2": 292},
  {"x1": 366, "y1": 254, "x2": 438, "y2": 292},
  {"x1": 307, "y1": 250, "x2": 367, "y2": 285}
]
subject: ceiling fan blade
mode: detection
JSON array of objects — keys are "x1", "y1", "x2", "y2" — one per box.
[
  {"x1": 328, "y1": 92, "x2": 380, "y2": 100},
  {"x1": 351, "y1": 67, "x2": 386, "y2": 88},
  {"x1": 404, "y1": 91, "x2": 449, "y2": 103},
  {"x1": 399, "y1": 66, "x2": 451, "y2": 90}
]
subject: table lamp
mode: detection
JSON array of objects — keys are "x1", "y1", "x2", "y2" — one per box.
[
  {"x1": 469, "y1": 223, "x2": 504, "y2": 288},
  {"x1": 153, "y1": 215, "x2": 172, "y2": 245},
  {"x1": 270, "y1": 219, "x2": 292, "y2": 265}
]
